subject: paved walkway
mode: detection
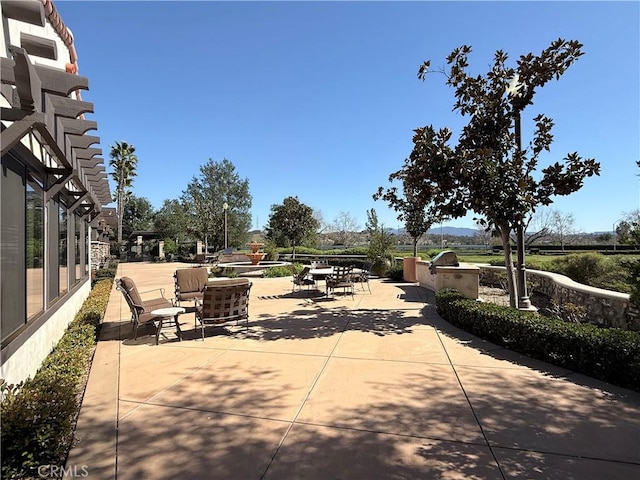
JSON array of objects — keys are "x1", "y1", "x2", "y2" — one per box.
[{"x1": 66, "y1": 262, "x2": 640, "y2": 479}]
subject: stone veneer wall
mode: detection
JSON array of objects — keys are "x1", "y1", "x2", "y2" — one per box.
[
  {"x1": 90, "y1": 241, "x2": 110, "y2": 270},
  {"x1": 478, "y1": 265, "x2": 638, "y2": 331}
]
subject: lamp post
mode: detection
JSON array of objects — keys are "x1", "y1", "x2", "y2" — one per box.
[
  {"x1": 509, "y1": 75, "x2": 533, "y2": 310},
  {"x1": 223, "y1": 202, "x2": 228, "y2": 249}
]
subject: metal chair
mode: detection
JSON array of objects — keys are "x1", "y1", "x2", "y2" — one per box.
[
  {"x1": 326, "y1": 265, "x2": 355, "y2": 299},
  {"x1": 174, "y1": 267, "x2": 209, "y2": 306},
  {"x1": 116, "y1": 277, "x2": 173, "y2": 341},
  {"x1": 195, "y1": 278, "x2": 252, "y2": 339},
  {"x1": 352, "y1": 263, "x2": 372, "y2": 293},
  {"x1": 291, "y1": 266, "x2": 316, "y2": 293}
]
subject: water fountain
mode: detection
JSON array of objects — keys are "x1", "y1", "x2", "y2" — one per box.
[
  {"x1": 246, "y1": 242, "x2": 266, "y2": 265},
  {"x1": 217, "y1": 242, "x2": 291, "y2": 276}
]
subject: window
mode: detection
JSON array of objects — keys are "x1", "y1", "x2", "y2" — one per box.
[
  {"x1": 74, "y1": 213, "x2": 81, "y2": 282},
  {"x1": 26, "y1": 178, "x2": 44, "y2": 318},
  {"x1": 1, "y1": 155, "x2": 26, "y2": 341},
  {"x1": 85, "y1": 222, "x2": 90, "y2": 275},
  {"x1": 59, "y1": 204, "x2": 68, "y2": 295}
]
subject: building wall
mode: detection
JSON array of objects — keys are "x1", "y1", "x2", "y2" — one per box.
[
  {"x1": 1, "y1": 0, "x2": 109, "y2": 385},
  {"x1": 1, "y1": 3, "x2": 71, "y2": 70},
  {"x1": 0, "y1": 281, "x2": 90, "y2": 386}
]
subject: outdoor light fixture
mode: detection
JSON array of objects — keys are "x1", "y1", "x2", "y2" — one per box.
[
  {"x1": 223, "y1": 202, "x2": 229, "y2": 249},
  {"x1": 508, "y1": 74, "x2": 533, "y2": 310}
]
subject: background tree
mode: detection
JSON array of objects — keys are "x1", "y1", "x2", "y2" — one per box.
[
  {"x1": 109, "y1": 141, "x2": 138, "y2": 244},
  {"x1": 617, "y1": 209, "x2": 640, "y2": 248},
  {"x1": 265, "y1": 196, "x2": 319, "y2": 258},
  {"x1": 153, "y1": 199, "x2": 191, "y2": 244},
  {"x1": 330, "y1": 211, "x2": 360, "y2": 247},
  {"x1": 551, "y1": 210, "x2": 578, "y2": 250},
  {"x1": 522, "y1": 208, "x2": 554, "y2": 247},
  {"x1": 374, "y1": 159, "x2": 441, "y2": 257},
  {"x1": 181, "y1": 158, "x2": 252, "y2": 252},
  {"x1": 414, "y1": 39, "x2": 600, "y2": 306},
  {"x1": 365, "y1": 208, "x2": 395, "y2": 275},
  {"x1": 122, "y1": 195, "x2": 155, "y2": 239}
]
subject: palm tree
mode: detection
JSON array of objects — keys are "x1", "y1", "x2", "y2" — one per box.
[{"x1": 109, "y1": 141, "x2": 138, "y2": 244}]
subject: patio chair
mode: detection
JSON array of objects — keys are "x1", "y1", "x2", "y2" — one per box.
[
  {"x1": 352, "y1": 263, "x2": 372, "y2": 293},
  {"x1": 291, "y1": 266, "x2": 316, "y2": 293},
  {"x1": 195, "y1": 278, "x2": 252, "y2": 339},
  {"x1": 116, "y1": 277, "x2": 173, "y2": 340},
  {"x1": 326, "y1": 265, "x2": 355, "y2": 299},
  {"x1": 174, "y1": 267, "x2": 209, "y2": 307}
]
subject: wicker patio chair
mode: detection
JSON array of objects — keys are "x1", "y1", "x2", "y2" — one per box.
[{"x1": 195, "y1": 278, "x2": 252, "y2": 339}]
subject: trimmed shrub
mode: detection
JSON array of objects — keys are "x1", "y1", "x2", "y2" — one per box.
[
  {"x1": 1, "y1": 279, "x2": 112, "y2": 479},
  {"x1": 263, "y1": 265, "x2": 294, "y2": 278},
  {"x1": 624, "y1": 258, "x2": 640, "y2": 309},
  {"x1": 435, "y1": 289, "x2": 640, "y2": 391},
  {"x1": 550, "y1": 253, "x2": 621, "y2": 290}
]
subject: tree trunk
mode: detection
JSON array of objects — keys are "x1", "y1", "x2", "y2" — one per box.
[
  {"x1": 117, "y1": 188, "x2": 123, "y2": 244},
  {"x1": 498, "y1": 224, "x2": 517, "y2": 308},
  {"x1": 412, "y1": 237, "x2": 418, "y2": 257}
]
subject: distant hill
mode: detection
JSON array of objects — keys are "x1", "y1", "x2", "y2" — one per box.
[{"x1": 426, "y1": 226, "x2": 477, "y2": 237}]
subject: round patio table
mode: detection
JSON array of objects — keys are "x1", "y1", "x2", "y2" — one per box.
[{"x1": 150, "y1": 306, "x2": 185, "y2": 344}]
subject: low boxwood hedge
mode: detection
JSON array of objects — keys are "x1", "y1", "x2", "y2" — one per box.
[
  {"x1": 435, "y1": 289, "x2": 640, "y2": 392},
  {"x1": 1, "y1": 277, "x2": 113, "y2": 479}
]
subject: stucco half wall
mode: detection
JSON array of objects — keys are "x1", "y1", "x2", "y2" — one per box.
[{"x1": 416, "y1": 260, "x2": 480, "y2": 299}]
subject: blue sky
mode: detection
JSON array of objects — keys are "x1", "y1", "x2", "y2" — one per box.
[{"x1": 56, "y1": 1, "x2": 639, "y2": 234}]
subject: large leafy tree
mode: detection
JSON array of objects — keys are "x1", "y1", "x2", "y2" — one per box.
[
  {"x1": 122, "y1": 195, "x2": 155, "y2": 239},
  {"x1": 409, "y1": 39, "x2": 600, "y2": 306},
  {"x1": 182, "y1": 158, "x2": 252, "y2": 252},
  {"x1": 109, "y1": 141, "x2": 138, "y2": 243},
  {"x1": 374, "y1": 143, "x2": 445, "y2": 257},
  {"x1": 265, "y1": 196, "x2": 319, "y2": 258},
  {"x1": 153, "y1": 199, "x2": 191, "y2": 244}
]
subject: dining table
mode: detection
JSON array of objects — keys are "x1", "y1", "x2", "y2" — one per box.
[{"x1": 308, "y1": 267, "x2": 334, "y2": 294}]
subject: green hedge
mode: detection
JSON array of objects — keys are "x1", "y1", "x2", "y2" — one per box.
[
  {"x1": 435, "y1": 289, "x2": 640, "y2": 391},
  {"x1": 1, "y1": 278, "x2": 113, "y2": 479}
]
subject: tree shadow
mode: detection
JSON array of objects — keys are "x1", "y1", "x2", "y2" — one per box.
[{"x1": 76, "y1": 352, "x2": 640, "y2": 480}]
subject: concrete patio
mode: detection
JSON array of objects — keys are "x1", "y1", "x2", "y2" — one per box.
[{"x1": 66, "y1": 262, "x2": 640, "y2": 479}]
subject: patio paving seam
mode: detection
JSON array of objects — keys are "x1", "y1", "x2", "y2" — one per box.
[
  {"x1": 111, "y1": 294, "x2": 125, "y2": 480},
  {"x1": 288, "y1": 418, "x2": 502, "y2": 448},
  {"x1": 117, "y1": 399, "x2": 295, "y2": 426},
  {"x1": 328, "y1": 353, "x2": 452, "y2": 366},
  {"x1": 434, "y1": 325, "x2": 508, "y2": 479},
  {"x1": 489, "y1": 443, "x2": 640, "y2": 467},
  {"x1": 260, "y1": 313, "x2": 355, "y2": 479},
  {"x1": 117, "y1": 349, "x2": 229, "y2": 421}
]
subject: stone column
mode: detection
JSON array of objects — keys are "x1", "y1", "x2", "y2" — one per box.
[
  {"x1": 158, "y1": 240, "x2": 165, "y2": 259},
  {"x1": 196, "y1": 240, "x2": 204, "y2": 255}
]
